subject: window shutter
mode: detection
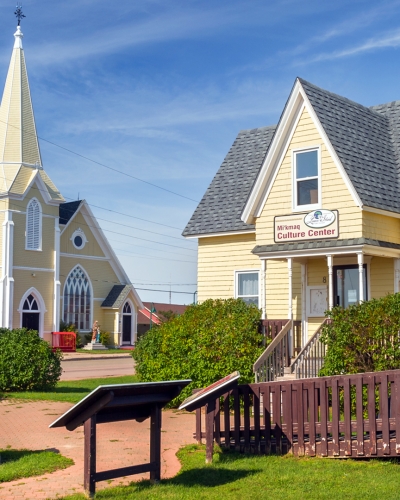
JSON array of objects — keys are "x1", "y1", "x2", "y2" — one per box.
[{"x1": 26, "y1": 199, "x2": 41, "y2": 250}]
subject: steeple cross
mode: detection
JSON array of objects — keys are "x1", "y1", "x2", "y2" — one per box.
[{"x1": 14, "y1": 4, "x2": 25, "y2": 26}]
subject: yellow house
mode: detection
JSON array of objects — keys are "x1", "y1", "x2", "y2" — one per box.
[
  {"x1": 184, "y1": 77, "x2": 400, "y2": 350},
  {"x1": 0, "y1": 24, "x2": 142, "y2": 345}
]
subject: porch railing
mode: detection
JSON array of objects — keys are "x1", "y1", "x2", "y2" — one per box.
[
  {"x1": 291, "y1": 319, "x2": 331, "y2": 379},
  {"x1": 254, "y1": 319, "x2": 292, "y2": 382},
  {"x1": 195, "y1": 369, "x2": 400, "y2": 459},
  {"x1": 52, "y1": 331, "x2": 76, "y2": 352}
]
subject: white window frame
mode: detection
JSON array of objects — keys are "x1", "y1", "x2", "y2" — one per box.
[
  {"x1": 62, "y1": 264, "x2": 93, "y2": 331},
  {"x1": 234, "y1": 270, "x2": 260, "y2": 308},
  {"x1": 70, "y1": 228, "x2": 88, "y2": 250},
  {"x1": 25, "y1": 197, "x2": 42, "y2": 251},
  {"x1": 292, "y1": 146, "x2": 321, "y2": 212}
]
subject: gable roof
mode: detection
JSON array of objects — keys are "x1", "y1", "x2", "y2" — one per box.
[
  {"x1": 299, "y1": 79, "x2": 400, "y2": 213},
  {"x1": 59, "y1": 200, "x2": 82, "y2": 225},
  {"x1": 101, "y1": 285, "x2": 132, "y2": 308},
  {"x1": 184, "y1": 78, "x2": 400, "y2": 238},
  {"x1": 182, "y1": 126, "x2": 276, "y2": 237}
]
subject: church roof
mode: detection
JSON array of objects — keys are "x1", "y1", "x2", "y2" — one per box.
[
  {"x1": 101, "y1": 285, "x2": 132, "y2": 308},
  {"x1": 0, "y1": 25, "x2": 63, "y2": 201},
  {"x1": 59, "y1": 200, "x2": 83, "y2": 225}
]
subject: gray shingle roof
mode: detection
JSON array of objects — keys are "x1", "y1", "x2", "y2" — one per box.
[
  {"x1": 101, "y1": 285, "x2": 131, "y2": 308},
  {"x1": 300, "y1": 79, "x2": 400, "y2": 213},
  {"x1": 252, "y1": 238, "x2": 400, "y2": 255},
  {"x1": 184, "y1": 78, "x2": 400, "y2": 238},
  {"x1": 182, "y1": 126, "x2": 276, "y2": 236}
]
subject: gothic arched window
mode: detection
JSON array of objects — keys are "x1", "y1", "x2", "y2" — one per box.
[
  {"x1": 26, "y1": 198, "x2": 42, "y2": 250},
  {"x1": 63, "y1": 266, "x2": 91, "y2": 330}
]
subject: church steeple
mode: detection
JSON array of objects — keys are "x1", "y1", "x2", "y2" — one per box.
[
  {"x1": 0, "y1": 17, "x2": 63, "y2": 201},
  {"x1": 0, "y1": 23, "x2": 42, "y2": 167}
]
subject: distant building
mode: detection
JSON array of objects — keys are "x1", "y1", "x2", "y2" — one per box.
[
  {"x1": 138, "y1": 302, "x2": 188, "y2": 336},
  {"x1": 0, "y1": 24, "x2": 143, "y2": 345}
]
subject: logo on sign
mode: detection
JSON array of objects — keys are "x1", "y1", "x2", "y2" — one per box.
[{"x1": 304, "y1": 209, "x2": 336, "y2": 228}]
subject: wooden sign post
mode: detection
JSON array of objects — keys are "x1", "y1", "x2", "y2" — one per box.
[
  {"x1": 50, "y1": 380, "x2": 190, "y2": 497},
  {"x1": 179, "y1": 371, "x2": 240, "y2": 463}
]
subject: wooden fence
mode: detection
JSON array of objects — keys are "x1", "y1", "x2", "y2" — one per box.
[{"x1": 195, "y1": 369, "x2": 400, "y2": 459}]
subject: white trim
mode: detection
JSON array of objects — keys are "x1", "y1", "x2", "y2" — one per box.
[
  {"x1": 60, "y1": 253, "x2": 109, "y2": 261},
  {"x1": 70, "y1": 228, "x2": 88, "y2": 250},
  {"x1": 184, "y1": 229, "x2": 255, "y2": 239},
  {"x1": 62, "y1": 264, "x2": 93, "y2": 330},
  {"x1": 53, "y1": 217, "x2": 61, "y2": 332},
  {"x1": 241, "y1": 79, "x2": 362, "y2": 224},
  {"x1": 14, "y1": 266, "x2": 54, "y2": 272},
  {"x1": 17, "y1": 171, "x2": 63, "y2": 205},
  {"x1": 256, "y1": 244, "x2": 400, "y2": 260},
  {"x1": 121, "y1": 299, "x2": 134, "y2": 345},
  {"x1": 292, "y1": 146, "x2": 321, "y2": 212},
  {"x1": 25, "y1": 197, "x2": 42, "y2": 251},
  {"x1": 363, "y1": 205, "x2": 400, "y2": 219},
  {"x1": 234, "y1": 269, "x2": 260, "y2": 308},
  {"x1": 18, "y1": 287, "x2": 47, "y2": 338}
]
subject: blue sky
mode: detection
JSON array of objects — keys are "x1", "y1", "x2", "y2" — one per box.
[{"x1": 0, "y1": 0, "x2": 400, "y2": 304}]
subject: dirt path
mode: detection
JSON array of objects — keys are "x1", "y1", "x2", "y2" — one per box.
[{"x1": 0, "y1": 400, "x2": 196, "y2": 499}]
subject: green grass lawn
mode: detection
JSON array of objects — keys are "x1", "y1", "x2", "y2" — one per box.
[
  {"x1": 61, "y1": 444, "x2": 400, "y2": 500},
  {"x1": 75, "y1": 349, "x2": 133, "y2": 354},
  {"x1": 0, "y1": 448, "x2": 73, "y2": 483},
  {"x1": 0, "y1": 375, "x2": 139, "y2": 404}
]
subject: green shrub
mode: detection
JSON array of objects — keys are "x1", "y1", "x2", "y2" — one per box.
[
  {"x1": 320, "y1": 293, "x2": 400, "y2": 376},
  {"x1": 132, "y1": 298, "x2": 263, "y2": 406},
  {"x1": 0, "y1": 328, "x2": 62, "y2": 391}
]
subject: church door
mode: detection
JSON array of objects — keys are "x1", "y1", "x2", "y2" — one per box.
[
  {"x1": 22, "y1": 294, "x2": 40, "y2": 333},
  {"x1": 122, "y1": 302, "x2": 132, "y2": 344}
]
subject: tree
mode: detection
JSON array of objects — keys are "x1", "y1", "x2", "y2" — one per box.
[
  {"x1": 132, "y1": 298, "x2": 263, "y2": 406},
  {"x1": 320, "y1": 293, "x2": 400, "y2": 376}
]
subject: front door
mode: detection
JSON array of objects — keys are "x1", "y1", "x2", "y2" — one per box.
[
  {"x1": 334, "y1": 264, "x2": 367, "y2": 307},
  {"x1": 22, "y1": 312, "x2": 40, "y2": 332},
  {"x1": 122, "y1": 315, "x2": 132, "y2": 343}
]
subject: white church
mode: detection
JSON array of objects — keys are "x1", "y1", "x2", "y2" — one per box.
[{"x1": 0, "y1": 22, "x2": 143, "y2": 345}]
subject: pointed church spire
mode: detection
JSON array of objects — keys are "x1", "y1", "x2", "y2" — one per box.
[{"x1": 0, "y1": 16, "x2": 42, "y2": 168}]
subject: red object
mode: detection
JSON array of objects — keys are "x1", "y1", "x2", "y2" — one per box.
[{"x1": 51, "y1": 331, "x2": 76, "y2": 352}]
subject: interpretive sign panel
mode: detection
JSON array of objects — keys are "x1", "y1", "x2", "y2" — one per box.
[
  {"x1": 50, "y1": 380, "x2": 191, "y2": 496},
  {"x1": 179, "y1": 371, "x2": 240, "y2": 412},
  {"x1": 274, "y1": 210, "x2": 339, "y2": 243}
]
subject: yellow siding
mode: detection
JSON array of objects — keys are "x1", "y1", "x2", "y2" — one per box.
[
  {"x1": 13, "y1": 269, "x2": 54, "y2": 332},
  {"x1": 9, "y1": 166, "x2": 35, "y2": 195},
  {"x1": 60, "y1": 257, "x2": 119, "y2": 300},
  {"x1": 197, "y1": 233, "x2": 259, "y2": 301},
  {"x1": 265, "y1": 260, "x2": 301, "y2": 319},
  {"x1": 307, "y1": 317, "x2": 325, "y2": 339},
  {"x1": 307, "y1": 259, "x2": 328, "y2": 286},
  {"x1": 21, "y1": 51, "x2": 41, "y2": 165},
  {"x1": 256, "y1": 107, "x2": 362, "y2": 244},
  {"x1": 370, "y1": 257, "x2": 394, "y2": 299},
  {"x1": 61, "y1": 211, "x2": 106, "y2": 258},
  {"x1": 363, "y1": 212, "x2": 400, "y2": 244}
]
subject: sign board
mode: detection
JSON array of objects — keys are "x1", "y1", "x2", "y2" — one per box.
[
  {"x1": 179, "y1": 371, "x2": 240, "y2": 412},
  {"x1": 274, "y1": 210, "x2": 339, "y2": 243}
]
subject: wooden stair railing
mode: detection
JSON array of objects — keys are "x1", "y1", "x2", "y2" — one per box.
[
  {"x1": 291, "y1": 318, "x2": 331, "y2": 379},
  {"x1": 253, "y1": 319, "x2": 292, "y2": 382}
]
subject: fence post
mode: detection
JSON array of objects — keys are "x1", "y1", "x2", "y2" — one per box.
[{"x1": 205, "y1": 399, "x2": 216, "y2": 463}]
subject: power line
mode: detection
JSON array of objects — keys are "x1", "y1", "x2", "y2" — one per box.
[
  {"x1": 0, "y1": 118, "x2": 200, "y2": 203},
  {"x1": 3, "y1": 184, "x2": 197, "y2": 253}
]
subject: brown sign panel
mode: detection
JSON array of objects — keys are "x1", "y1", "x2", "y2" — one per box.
[{"x1": 179, "y1": 371, "x2": 240, "y2": 412}]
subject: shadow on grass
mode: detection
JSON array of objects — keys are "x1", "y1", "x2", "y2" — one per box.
[{"x1": 0, "y1": 448, "x2": 60, "y2": 463}]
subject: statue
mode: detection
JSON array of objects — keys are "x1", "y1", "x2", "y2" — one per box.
[{"x1": 92, "y1": 320, "x2": 100, "y2": 343}]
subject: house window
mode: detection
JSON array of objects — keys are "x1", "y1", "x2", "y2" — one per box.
[
  {"x1": 294, "y1": 149, "x2": 319, "y2": 208},
  {"x1": 63, "y1": 266, "x2": 91, "y2": 330},
  {"x1": 236, "y1": 271, "x2": 259, "y2": 307},
  {"x1": 71, "y1": 228, "x2": 87, "y2": 250},
  {"x1": 26, "y1": 198, "x2": 42, "y2": 250}
]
